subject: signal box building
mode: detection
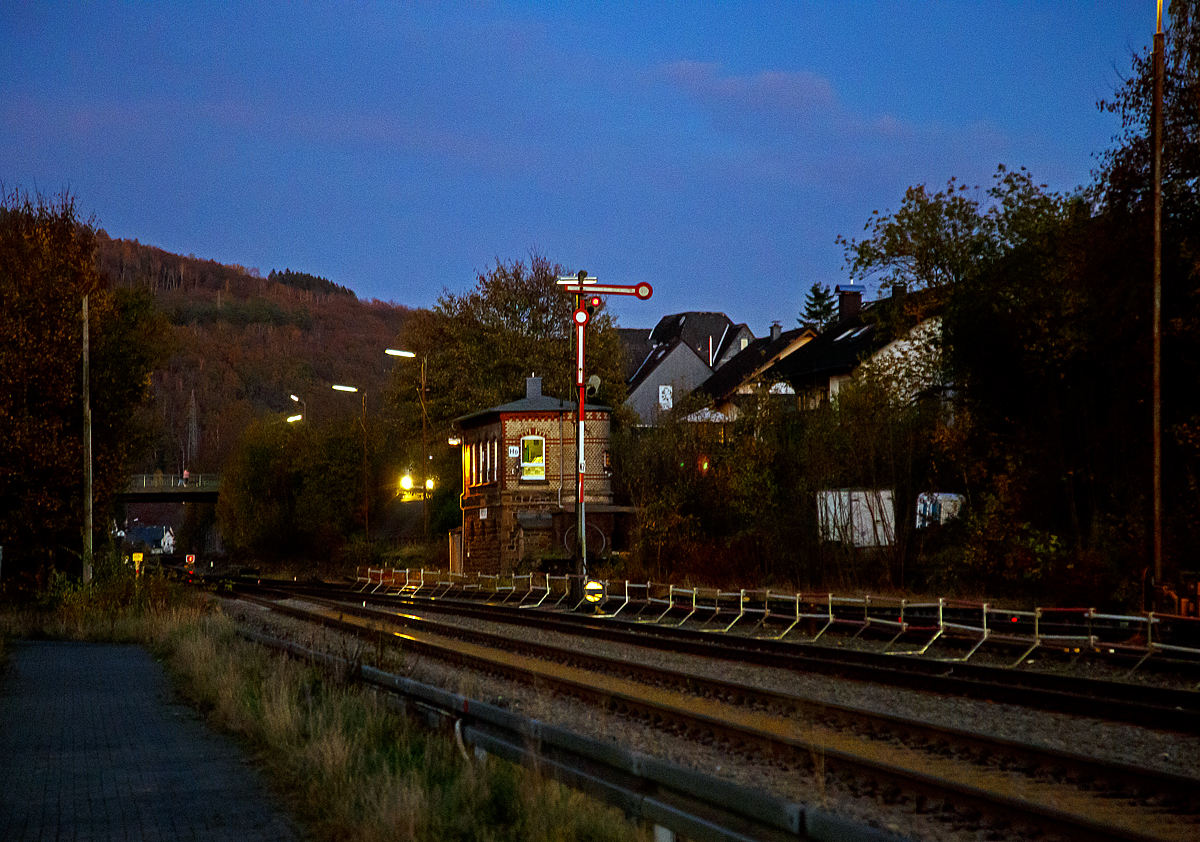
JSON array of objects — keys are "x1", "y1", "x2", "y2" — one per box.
[{"x1": 450, "y1": 377, "x2": 625, "y2": 575}]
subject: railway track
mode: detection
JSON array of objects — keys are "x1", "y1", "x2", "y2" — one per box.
[
  {"x1": 232, "y1": 577, "x2": 1200, "y2": 733},
  {"x1": 225, "y1": 584, "x2": 1200, "y2": 841}
]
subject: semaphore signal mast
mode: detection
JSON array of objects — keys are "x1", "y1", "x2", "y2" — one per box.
[{"x1": 556, "y1": 270, "x2": 653, "y2": 585}]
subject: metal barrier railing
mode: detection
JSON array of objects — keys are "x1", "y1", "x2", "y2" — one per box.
[{"x1": 350, "y1": 566, "x2": 1200, "y2": 669}]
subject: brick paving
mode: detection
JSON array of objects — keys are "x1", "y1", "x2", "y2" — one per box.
[{"x1": 0, "y1": 640, "x2": 301, "y2": 841}]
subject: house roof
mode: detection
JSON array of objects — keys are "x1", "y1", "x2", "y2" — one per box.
[
  {"x1": 770, "y1": 305, "x2": 880, "y2": 387},
  {"x1": 697, "y1": 325, "x2": 816, "y2": 402},
  {"x1": 616, "y1": 327, "x2": 654, "y2": 381},
  {"x1": 626, "y1": 336, "x2": 709, "y2": 396},
  {"x1": 771, "y1": 286, "x2": 946, "y2": 391},
  {"x1": 648, "y1": 312, "x2": 748, "y2": 369}
]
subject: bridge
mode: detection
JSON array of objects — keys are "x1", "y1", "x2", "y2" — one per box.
[{"x1": 119, "y1": 474, "x2": 220, "y2": 503}]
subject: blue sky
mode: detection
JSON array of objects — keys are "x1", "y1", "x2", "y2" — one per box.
[{"x1": 2, "y1": 2, "x2": 1155, "y2": 334}]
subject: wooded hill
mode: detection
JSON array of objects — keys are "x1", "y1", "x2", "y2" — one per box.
[{"x1": 94, "y1": 232, "x2": 412, "y2": 475}]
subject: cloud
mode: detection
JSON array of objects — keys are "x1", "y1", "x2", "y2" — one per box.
[{"x1": 660, "y1": 60, "x2": 838, "y2": 118}]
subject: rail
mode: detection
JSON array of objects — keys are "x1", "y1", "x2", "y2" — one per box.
[{"x1": 241, "y1": 628, "x2": 896, "y2": 842}]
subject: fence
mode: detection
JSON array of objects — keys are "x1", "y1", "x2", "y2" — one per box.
[{"x1": 351, "y1": 567, "x2": 1200, "y2": 669}]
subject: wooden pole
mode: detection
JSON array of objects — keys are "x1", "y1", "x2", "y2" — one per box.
[
  {"x1": 1152, "y1": 8, "x2": 1164, "y2": 587},
  {"x1": 82, "y1": 295, "x2": 93, "y2": 583}
]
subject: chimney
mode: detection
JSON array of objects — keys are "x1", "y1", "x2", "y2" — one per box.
[
  {"x1": 526, "y1": 376, "x2": 542, "y2": 400},
  {"x1": 835, "y1": 284, "x2": 864, "y2": 320},
  {"x1": 770, "y1": 321, "x2": 782, "y2": 342}
]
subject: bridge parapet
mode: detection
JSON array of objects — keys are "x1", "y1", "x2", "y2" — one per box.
[{"x1": 125, "y1": 474, "x2": 221, "y2": 495}]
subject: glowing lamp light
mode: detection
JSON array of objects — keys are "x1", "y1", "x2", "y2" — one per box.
[
  {"x1": 447, "y1": 436, "x2": 462, "y2": 446},
  {"x1": 386, "y1": 349, "x2": 416, "y2": 357},
  {"x1": 584, "y1": 580, "x2": 605, "y2": 603},
  {"x1": 425, "y1": 478, "x2": 434, "y2": 490},
  {"x1": 400, "y1": 475, "x2": 413, "y2": 491},
  {"x1": 332, "y1": 384, "x2": 358, "y2": 392},
  {"x1": 286, "y1": 414, "x2": 302, "y2": 423}
]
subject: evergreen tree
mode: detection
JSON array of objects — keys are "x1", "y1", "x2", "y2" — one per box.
[{"x1": 801, "y1": 282, "x2": 835, "y2": 328}]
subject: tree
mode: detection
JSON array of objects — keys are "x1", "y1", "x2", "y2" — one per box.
[
  {"x1": 0, "y1": 190, "x2": 165, "y2": 583},
  {"x1": 386, "y1": 252, "x2": 628, "y2": 456},
  {"x1": 800, "y1": 282, "x2": 835, "y2": 328},
  {"x1": 836, "y1": 177, "x2": 991, "y2": 293},
  {"x1": 216, "y1": 415, "x2": 373, "y2": 563},
  {"x1": 838, "y1": 166, "x2": 1065, "y2": 298}
]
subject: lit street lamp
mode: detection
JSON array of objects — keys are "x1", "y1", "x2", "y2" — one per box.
[
  {"x1": 289, "y1": 393, "x2": 307, "y2": 422},
  {"x1": 387, "y1": 350, "x2": 430, "y2": 536},
  {"x1": 332, "y1": 384, "x2": 369, "y2": 541}
]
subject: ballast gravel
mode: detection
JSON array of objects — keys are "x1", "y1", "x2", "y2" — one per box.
[{"x1": 216, "y1": 596, "x2": 1200, "y2": 842}]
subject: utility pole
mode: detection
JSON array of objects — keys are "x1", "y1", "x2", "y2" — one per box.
[
  {"x1": 1152, "y1": 1, "x2": 1164, "y2": 589},
  {"x1": 82, "y1": 295, "x2": 93, "y2": 584},
  {"x1": 385, "y1": 349, "x2": 430, "y2": 536},
  {"x1": 361, "y1": 390, "x2": 369, "y2": 542},
  {"x1": 556, "y1": 271, "x2": 653, "y2": 586},
  {"x1": 419, "y1": 356, "x2": 429, "y2": 537},
  {"x1": 332, "y1": 384, "x2": 369, "y2": 541}
]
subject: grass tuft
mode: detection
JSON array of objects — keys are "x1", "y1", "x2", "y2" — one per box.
[{"x1": 1, "y1": 575, "x2": 648, "y2": 842}]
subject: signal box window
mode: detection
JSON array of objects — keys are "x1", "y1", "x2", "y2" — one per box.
[{"x1": 520, "y1": 436, "x2": 545, "y2": 481}]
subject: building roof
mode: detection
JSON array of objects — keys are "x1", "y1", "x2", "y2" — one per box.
[
  {"x1": 648, "y1": 312, "x2": 748, "y2": 369},
  {"x1": 697, "y1": 325, "x2": 816, "y2": 402},
  {"x1": 454, "y1": 377, "x2": 609, "y2": 428},
  {"x1": 626, "y1": 336, "x2": 708, "y2": 396},
  {"x1": 771, "y1": 285, "x2": 945, "y2": 391},
  {"x1": 616, "y1": 327, "x2": 654, "y2": 381},
  {"x1": 770, "y1": 305, "x2": 880, "y2": 387}
]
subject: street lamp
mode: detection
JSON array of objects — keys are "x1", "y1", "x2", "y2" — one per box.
[
  {"x1": 332, "y1": 384, "x2": 369, "y2": 540},
  {"x1": 289, "y1": 393, "x2": 307, "y2": 422},
  {"x1": 387, "y1": 350, "x2": 430, "y2": 536}
]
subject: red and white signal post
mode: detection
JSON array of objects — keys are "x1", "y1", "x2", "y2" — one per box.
[{"x1": 557, "y1": 270, "x2": 653, "y2": 582}]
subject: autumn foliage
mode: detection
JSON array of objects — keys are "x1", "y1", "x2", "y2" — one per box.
[{"x1": 0, "y1": 191, "x2": 165, "y2": 582}]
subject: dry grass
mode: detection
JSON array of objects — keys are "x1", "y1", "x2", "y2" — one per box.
[{"x1": 1, "y1": 576, "x2": 648, "y2": 842}]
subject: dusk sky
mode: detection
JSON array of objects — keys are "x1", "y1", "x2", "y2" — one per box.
[{"x1": 3, "y1": 2, "x2": 1155, "y2": 334}]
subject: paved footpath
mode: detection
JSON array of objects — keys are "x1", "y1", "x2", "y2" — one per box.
[{"x1": 0, "y1": 640, "x2": 301, "y2": 841}]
